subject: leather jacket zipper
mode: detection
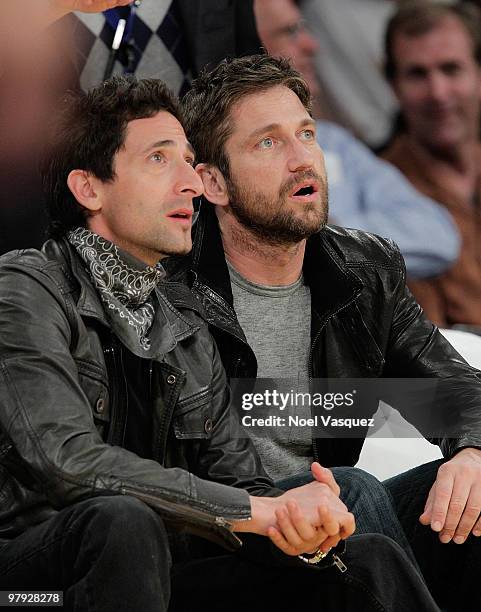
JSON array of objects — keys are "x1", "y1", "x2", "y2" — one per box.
[
  {"x1": 103, "y1": 345, "x2": 118, "y2": 445},
  {"x1": 157, "y1": 394, "x2": 171, "y2": 465},
  {"x1": 120, "y1": 485, "x2": 244, "y2": 546},
  {"x1": 104, "y1": 342, "x2": 128, "y2": 446},
  {"x1": 149, "y1": 362, "x2": 169, "y2": 463},
  {"x1": 117, "y1": 346, "x2": 128, "y2": 444}
]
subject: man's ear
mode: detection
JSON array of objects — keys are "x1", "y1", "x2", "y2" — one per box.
[
  {"x1": 66, "y1": 170, "x2": 102, "y2": 213},
  {"x1": 196, "y1": 164, "x2": 229, "y2": 206}
]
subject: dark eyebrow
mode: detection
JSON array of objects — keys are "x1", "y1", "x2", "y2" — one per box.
[
  {"x1": 143, "y1": 140, "x2": 195, "y2": 157},
  {"x1": 245, "y1": 118, "x2": 316, "y2": 143}
]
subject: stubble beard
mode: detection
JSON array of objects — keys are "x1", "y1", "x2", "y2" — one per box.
[{"x1": 225, "y1": 169, "x2": 329, "y2": 248}]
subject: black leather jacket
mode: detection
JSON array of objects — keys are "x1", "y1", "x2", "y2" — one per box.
[
  {"x1": 0, "y1": 239, "x2": 275, "y2": 548},
  {"x1": 168, "y1": 203, "x2": 481, "y2": 468}
]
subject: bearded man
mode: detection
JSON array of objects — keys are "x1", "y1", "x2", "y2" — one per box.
[{"x1": 170, "y1": 54, "x2": 481, "y2": 611}]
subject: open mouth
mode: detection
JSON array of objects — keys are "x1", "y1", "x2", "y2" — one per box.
[
  {"x1": 293, "y1": 185, "x2": 314, "y2": 196},
  {"x1": 290, "y1": 181, "x2": 319, "y2": 198}
]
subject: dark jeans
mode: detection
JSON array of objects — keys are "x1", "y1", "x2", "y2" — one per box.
[
  {"x1": 0, "y1": 495, "x2": 439, "y2": 612},
  {"x1": 171, "y1": 533, "x2": 439, "y2": 612},
  {"x1": 0, "y1": 496, "x2": 171, "y2": 612},
  {"x1": 385, "y1": 460, "x2": 481, "y2": 612}
]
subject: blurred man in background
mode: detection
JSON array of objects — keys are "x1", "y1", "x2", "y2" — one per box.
[{"x1": 382, "y1": 1, "x2": 481, "y2": 330}]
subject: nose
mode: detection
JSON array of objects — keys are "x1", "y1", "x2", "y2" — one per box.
[
  {"x1": 426, "y1": 72, "x2": 450, "y2": 103},
  {"x1": 287, "y1": 138, "x2": 315, "y2": 173},
  {"x1": 175, "y1": 161, "x2": 204, "y2": 198}
]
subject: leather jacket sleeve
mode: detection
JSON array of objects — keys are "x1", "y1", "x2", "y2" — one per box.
[
  {"x1": 385, "y1": 247, "x2": 481, "y2": 458},
  {"x1": 0, "y1": 254, "x2": 266, "y2": 548}
]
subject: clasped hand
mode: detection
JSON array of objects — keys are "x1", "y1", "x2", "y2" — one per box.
[{"x1": 267, "y1": 462, "x2": 355, "y2": 556}]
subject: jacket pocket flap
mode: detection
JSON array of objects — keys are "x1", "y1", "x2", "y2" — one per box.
[
  {"x1": 175, "y1": 386, "x2": 213, "y2": 416},
  {"x1": 174, "y1": 387, "x2": 213, "y2": 439}
]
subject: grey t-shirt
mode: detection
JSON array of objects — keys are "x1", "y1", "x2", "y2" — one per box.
[{"x1": 228, "y1": 262, "x2": 314, "y2": 480}]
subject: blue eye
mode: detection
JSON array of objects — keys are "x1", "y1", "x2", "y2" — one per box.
[
  {"x1": 301, "y1": 129, "x2": 315, "y2": 140},
  {"x1": 259, "y1": 137, "x2": 275, "y2": 149},
  {"x1": 150, "y1": 152, "x2": 164, "y2": 162}
]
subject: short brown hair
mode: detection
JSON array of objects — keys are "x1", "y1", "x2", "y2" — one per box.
[
  {"x1": 385, "y1": 1, "x2": 481, "y2": 80},
  {"x1": 182, "y1": 54, "x2": 312, "y2": 178}
]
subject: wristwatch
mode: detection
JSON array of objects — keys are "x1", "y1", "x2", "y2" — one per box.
[{"x1": 298, "y1": 547, "x2": 331, "y2": 565}]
